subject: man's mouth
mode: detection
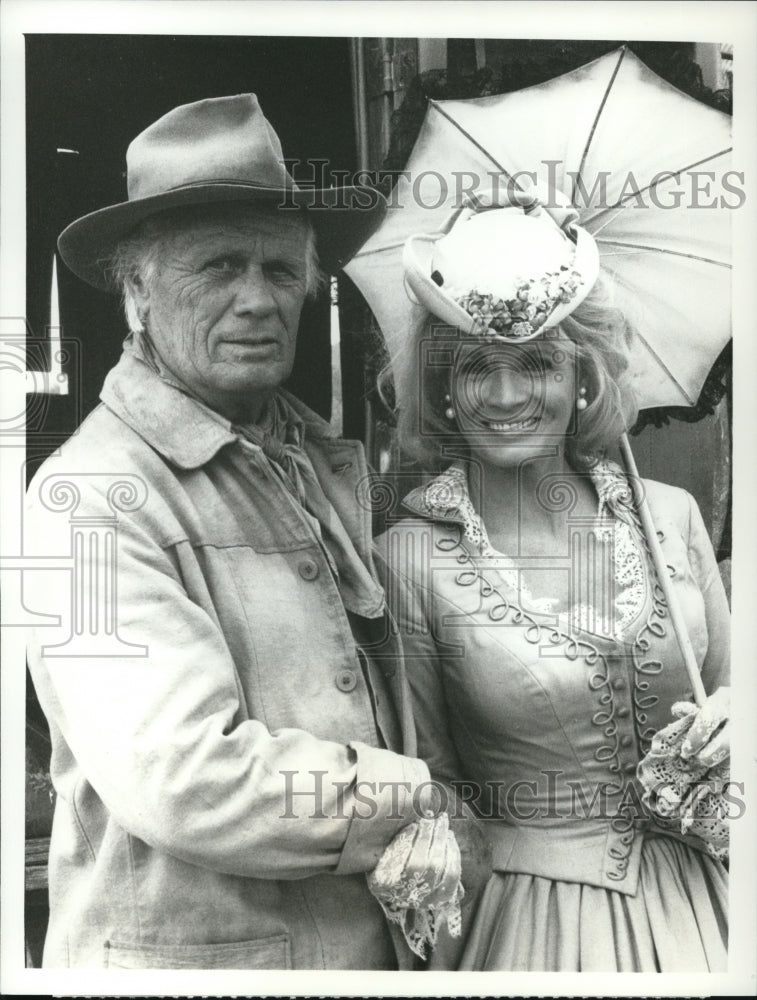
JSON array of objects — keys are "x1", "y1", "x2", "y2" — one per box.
[{"x1": 224, "y1": 336, "x2": 278, "y2": 348}]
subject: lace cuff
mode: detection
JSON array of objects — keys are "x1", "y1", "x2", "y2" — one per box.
[
  {"x1": 637, "y1": 704, "x2": 730, "y2": 860},
  {"x1": 367, "y1": 813, "x2": 464, "y2": 959}
]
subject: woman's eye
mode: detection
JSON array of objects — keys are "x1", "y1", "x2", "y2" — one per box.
[{"x1": 522, "y1": 350, "x2": 553, "y2": 373}]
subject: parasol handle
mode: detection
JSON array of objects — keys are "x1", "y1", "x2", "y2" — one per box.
[{"x1": 619, "y1": 433, "x2": 707, "y2": 707}]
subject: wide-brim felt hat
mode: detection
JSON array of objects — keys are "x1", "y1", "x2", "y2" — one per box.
[
  {"x1": 58, "y1": 93, "x2": 387, "y2": 290},
  {"x1": 403, "y1": 189, "x2": 600, "y2": 342}
]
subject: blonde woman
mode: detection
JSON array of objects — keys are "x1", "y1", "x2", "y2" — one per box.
[{"x1": 375, "y1": 195, "x2": 730, "y2": 971}]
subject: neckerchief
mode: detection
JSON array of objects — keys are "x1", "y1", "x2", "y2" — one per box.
[{"x1": 232, "y1": 395, "x2": 313, "y2": 507}]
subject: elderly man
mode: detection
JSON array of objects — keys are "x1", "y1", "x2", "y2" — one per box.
[{"x1": 25, "y1": 95, "x2": 474, "y2": 970}]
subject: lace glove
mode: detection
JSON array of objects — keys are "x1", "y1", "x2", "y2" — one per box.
[
  {"x1": 677, "y1": 685, "x2": 730, "y2": 769},
  {"x1": 366, "y1": 811, "x2": 464, "y2": 960},
  {"x1": 637, "y1": 686, "x2": 730, "y2": 860}
]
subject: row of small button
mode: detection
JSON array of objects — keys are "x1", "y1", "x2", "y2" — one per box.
[
  {"x1": 296, "y1": 554, "x2": 350, "y2": 689},
  {"x1": 296, "y1": 554, "x2": 354, "y2": 690}
]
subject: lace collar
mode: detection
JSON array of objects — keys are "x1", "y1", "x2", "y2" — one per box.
[{"x1": 401, "y1": 460, "x2": 646, "y2": 640}]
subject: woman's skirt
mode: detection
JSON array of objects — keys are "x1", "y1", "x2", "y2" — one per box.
[{"x1": 457, "y1": 833, "x2": 728, "y2": 972}]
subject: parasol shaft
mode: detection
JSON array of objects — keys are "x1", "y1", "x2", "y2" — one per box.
[{"x1": 619, "y1": 433, "x2": 707, "y2": 707}]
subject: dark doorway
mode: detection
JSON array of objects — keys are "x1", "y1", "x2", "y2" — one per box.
[{"x1": 25, "y1": 33, "x2": 357, "y2": 476}]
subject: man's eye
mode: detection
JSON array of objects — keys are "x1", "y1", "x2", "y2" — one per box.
[
  {"x1": 264, "y1": 261, "x2": 302, "y2": 283},
  {"x1": 204, "y1": 256, "x2": 242, "y2": 275}
]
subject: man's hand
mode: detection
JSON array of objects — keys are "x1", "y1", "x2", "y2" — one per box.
[
  {"x1": 414, "y1": 782, "x2": 492, "y2": 904},
  {"x1": 368, "y1": 811, "x2": 461, "y2": 909}
]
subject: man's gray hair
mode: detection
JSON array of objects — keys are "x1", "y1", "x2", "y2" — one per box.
[{"x1": 107, "y1": 205, "x2": 325, "y2": 334}]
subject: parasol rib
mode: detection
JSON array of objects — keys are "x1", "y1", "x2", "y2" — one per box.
[
  {"x1": 586, "y1": 148, "x2": 732, "y2": 228},
  {"x1": 599, "y1": 269, "x2": 698, "y2": 405},
  {"x1": 351, "y1": 240, "x2": 409, "y2": 259},
  {"x1": 595, "y1": 239, "x2": 731, "y2": 268},
  {"x1": 428, "y1": 102, "x2": 515, "y2": 181},
  {"x1": 571, "y1": 46, "x2": 627, "y2": 206},
  {"x1": 631, "y1": 346, "x2": 695, "y2": 406}
]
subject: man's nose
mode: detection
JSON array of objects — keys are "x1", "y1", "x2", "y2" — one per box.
[{"x1": 233, "y1": 266, "x2": 277, "y2": 315}]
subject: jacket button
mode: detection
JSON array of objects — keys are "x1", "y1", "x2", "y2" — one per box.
[
  {"x1": 298, "y1": 558, "x2": 319, "y2": 581},
  {"x1": 336, "y1": 669, "x2": 357, "y2": 692},
  {"x1": 616, "y1": 706, "x2": 630, "y2": 719},
  {"x1": 667, "y1": 564, "x2": 677, "y2": 578},
  {"x1": 612, "y1": 677, "x2": 627, "y2": 691},
  {"x1": 624, "y1": 761, "x2": 637, "y2": 774},
  {"x1": 620, "y1": 735, "x2": 633, "y2": 747},
  {"x1": 656, "y1": 529, "x2": 665, "y2": 541}
]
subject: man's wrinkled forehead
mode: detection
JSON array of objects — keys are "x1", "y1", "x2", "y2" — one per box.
[{"x1": 152, "y1": 201, "x2": 310, "y2": 254}]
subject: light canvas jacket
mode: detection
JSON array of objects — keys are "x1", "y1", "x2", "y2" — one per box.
[{"x1": 25, "y1": 350, "x2": 431, "y2": 970}]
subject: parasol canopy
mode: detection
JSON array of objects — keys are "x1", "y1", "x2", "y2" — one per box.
[{"x1": 345, "y1": 46, "x2": 732, "y2": 411}]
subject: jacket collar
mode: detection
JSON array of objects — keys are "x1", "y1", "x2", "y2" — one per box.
[
  {"x1": 401, "y1": 464, "x2": 470, "y2": 526},
  {"x1": 101, "y1": 349, "x2": 386, "y2": 617},
  {"x1": 402, "y1": 459, "x2": 634, "y2": 533},
  {"x1": 100, "y1": 349, "x2": 336, "y2": 470}
]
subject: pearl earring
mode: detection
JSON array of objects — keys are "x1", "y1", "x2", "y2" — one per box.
[
  {"x1": 444, "y1": 393, "x2": 456, "y2": 421},
  {"x1": 576, "y1": 387, "x2": 588, "y2": 411}
]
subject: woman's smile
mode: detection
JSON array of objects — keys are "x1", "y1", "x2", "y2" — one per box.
[
  {"x1": 483, "y1": 416, "x2": 540, "y2": 432},
  {"x1": 450, "y1": 336, "x2": 578, "y2": 467}
]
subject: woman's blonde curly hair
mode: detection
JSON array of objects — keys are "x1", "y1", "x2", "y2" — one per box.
[{"x1": 383, "y1": 273, "x2": 639, "y2": 472}]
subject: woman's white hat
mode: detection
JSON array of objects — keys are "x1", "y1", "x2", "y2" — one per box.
[{"x1": 403, "y1": 185, "x2": 600, "y2": 342}]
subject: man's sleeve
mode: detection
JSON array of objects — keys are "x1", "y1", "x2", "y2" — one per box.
[{"x1": 25, "y1": 476, "x2": 430, "y2": 881}]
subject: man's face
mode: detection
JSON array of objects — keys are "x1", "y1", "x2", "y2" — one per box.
[{"x1": 135, "y1": 205, "x2": 310, "y2": 421}]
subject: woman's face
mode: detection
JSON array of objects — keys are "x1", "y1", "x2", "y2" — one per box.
[{"x1": 450, "y1": 332, "x2": 579, "y2": 469}]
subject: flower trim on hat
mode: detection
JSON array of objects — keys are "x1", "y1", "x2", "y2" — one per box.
[{"x1": 455, "y1": 265, "x2": 584, "y2": 338}]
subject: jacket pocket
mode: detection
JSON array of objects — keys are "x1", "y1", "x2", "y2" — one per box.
[{"x1": 104, "y1": 934, "x2": 290, "y2": 969}]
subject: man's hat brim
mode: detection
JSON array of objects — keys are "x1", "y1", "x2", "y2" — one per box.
[{"x1": 58, "y1": 183, "x2": 387, "y2": 291}]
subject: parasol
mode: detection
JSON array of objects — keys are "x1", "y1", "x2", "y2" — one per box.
[
  {"x1": 345, "y1": 45, "x2": 732, "y2": 412},
  {"x1": 346, "y1": 46, "x2": 732, "y2": 856}
]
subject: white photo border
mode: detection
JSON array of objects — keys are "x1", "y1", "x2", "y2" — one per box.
[{"x1": 2, "y1": 2, "x2": 755, "y2": 996}]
